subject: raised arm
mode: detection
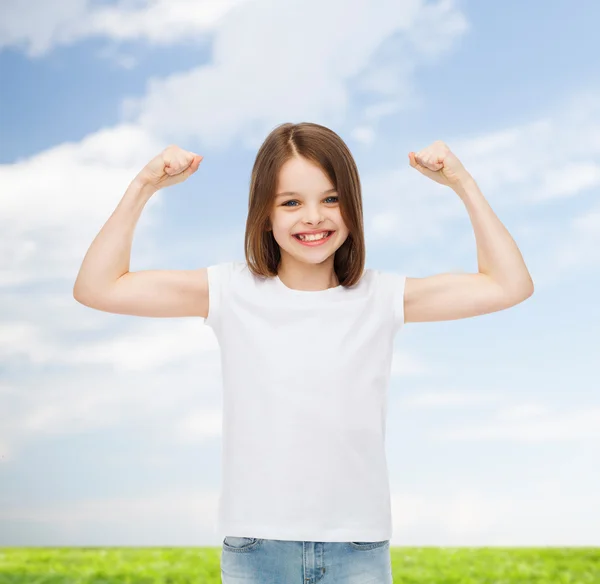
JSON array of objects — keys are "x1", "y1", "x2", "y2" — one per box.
[
  {"x1": 73, "y1": 146, "x2": 209, "y2": 318},
  {"x1": 404, "y1": 141, "x2": 534, "y2": 324}
]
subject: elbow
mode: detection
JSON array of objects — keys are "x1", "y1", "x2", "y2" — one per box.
[
  {"x1": 73, "y1": 288, "x2": 88, "y2": 306},
  {"x1": 524, "y1": 276, "x2": 535, "y2": 298},
  {"x1": 73, "y1": 282, "x2": 84, "y2": 302},
  {"x1": 527, "y1": 281, "x2": 534, "y2": 298},
  {"x1": 501, "y1": 278, "x2": 534, "y2": 307},
  {"x1": 73, "y1": 281, "x2": 94, "y2": 305},
  {"x1": 513, "y1": 280, "x2": 534, "y2": 304}
]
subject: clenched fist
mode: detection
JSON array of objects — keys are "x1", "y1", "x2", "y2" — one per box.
[
  {"x1": 135, "y1": 145, "x2": 203, "y2": 191},
  {"x1": 408, "y1": 140, "x2": 470, "y2": 188}
]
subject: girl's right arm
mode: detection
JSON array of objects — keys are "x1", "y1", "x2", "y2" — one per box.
[{"x1": 72, "y1": 146, "x2": 209, "y2": 318}]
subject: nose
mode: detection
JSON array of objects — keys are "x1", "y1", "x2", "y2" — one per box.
[{"x1": 302, "y1": 202, "x2": 325, "y2": 226}]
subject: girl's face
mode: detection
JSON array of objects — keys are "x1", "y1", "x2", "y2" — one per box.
[{"x1": 269, "y1": 156, "x2": 350, "y2": 266}]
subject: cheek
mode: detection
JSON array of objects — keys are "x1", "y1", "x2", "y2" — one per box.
[
  {"x1": 270, "y1": 220, "x2": 293, "y2": 242},
  {"x1": 335, "y1": 216, "x2": 350, "y2": 236},
  {"x1": 271, "y1": 212, "x2": 294, "y2": 231}
]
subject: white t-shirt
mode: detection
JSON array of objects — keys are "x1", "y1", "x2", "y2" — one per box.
[{"x1": 203, "y1": 261, "x2": 406, "y2": 542}]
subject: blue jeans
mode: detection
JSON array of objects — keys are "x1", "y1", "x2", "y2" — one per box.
[{"x1": 221, "y1": 537, "x2": 393, "y2": 583}]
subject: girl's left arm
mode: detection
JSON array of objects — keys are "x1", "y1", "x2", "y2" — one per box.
[
  {"x1": 453, "y1": 175, "x2": 534, "y2": 299},
  {"x1": 403, "y1": 141, "x2": 534, "y2": 324}
]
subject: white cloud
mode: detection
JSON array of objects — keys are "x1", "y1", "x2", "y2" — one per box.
[
  {"x1": 2, "y1": 481, "x2": 597, "y2": 545},
  {"x1": 0, "y1": 488, "x2": 223, "y2": 545},
  {"x1": 65, "y1": 319, "x2": 217, "y2": 370},
  {"x1": 535, "y1": 162, "x2": 600, "y2": 201},
  {"x1": 391, "y1": 349, "x2": 428, "y2": 376},
  {"x1": 401, "y1": 389, "x2": 504, "y2": 407},
  {"x1": 364, "y1": 90, "x2": 600, "y2": 286},
  {"x1": 392, "y1": 490, "x2": 514, "y2": 539},
  {"x1": 350, "y1": 125, "x2": 376, "y2": 147},
  {"x1": 435, "y1": 404, "x2": 600, "y2": 442},
  {"x1": 0, "y1": 0, "x2": 248, "y2": 57},
  {"x1": 0, "y1": 316, "x2": 217, "y2": 369},
  {"x1": 122, "y1": 0, "x2": 467, "y2": 149},
  {"x1": 0, "y1": 124, "x2": 166, "y2": 287},
  {"x1": 0, "y1": 334, "x2": 223, "y2": 462},
  {"x1": 366, "y1": 91, "x2": 600, "y2": 224},
  {"x1": 391, "y1": 486, "x2": 600, "y2": 545},
  {"x1": 548, "y1": 207, "x2": 600, "y2": 278}
]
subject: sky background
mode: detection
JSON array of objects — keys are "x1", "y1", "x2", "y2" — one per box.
[{"x1": 1, "y1": 0, "x2": 599, "y2": 547}]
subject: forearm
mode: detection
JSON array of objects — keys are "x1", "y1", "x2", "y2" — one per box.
[
  {"x1": 452, "y1": 176, "x2": 534, "y2": 300},
  {"x1": 73, "y1": 179, "x2": 157, "y2": 299}
]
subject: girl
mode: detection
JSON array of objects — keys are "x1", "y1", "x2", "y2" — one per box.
[{"x1": 73, "y1": 122, "x2": 533, "y2": 583}]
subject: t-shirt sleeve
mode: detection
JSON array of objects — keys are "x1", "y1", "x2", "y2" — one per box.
[
  {"x1": 378, "y1": 270, "x2": 407, "y2": 333},
  {"x1": 203, "y1": 261, "x2": 237, "y2": 330}
]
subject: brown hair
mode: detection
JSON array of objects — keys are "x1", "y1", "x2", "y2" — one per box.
[{"x1": 244, "y1": 122, "x2": 366, "y2": 287}]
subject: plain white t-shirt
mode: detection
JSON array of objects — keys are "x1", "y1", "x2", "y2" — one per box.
[{"x1": 203, "y1": 260, "x2": 406, "y2": 542}]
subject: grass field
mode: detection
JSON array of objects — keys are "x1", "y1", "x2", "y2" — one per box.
[{"x1": 0, "y1": 547, "x2": 598, "y2": 583}]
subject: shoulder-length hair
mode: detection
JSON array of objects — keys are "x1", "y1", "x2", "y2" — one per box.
[{"x1": 244, "y1": 122, "x2": 366, "y2": 287}]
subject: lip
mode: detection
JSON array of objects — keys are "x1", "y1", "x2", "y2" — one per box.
[
  {"x1": 293, "y1": 230, "x2": 335, "y2": 246},
  {"x1": 293, "y1": 229, "x2": 333, "y2": 235}
]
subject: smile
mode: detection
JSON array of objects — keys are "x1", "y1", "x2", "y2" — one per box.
[{"x1": 293, "y1": 231, "x2": 334, "y2": 246}]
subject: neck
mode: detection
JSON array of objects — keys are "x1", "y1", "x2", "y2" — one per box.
[{"x1": 277, "y1": 261, "x2": 339, "y2": 291}]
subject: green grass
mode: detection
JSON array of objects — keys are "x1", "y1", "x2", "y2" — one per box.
[{"x1": 0, "y1": 547, "x2": 598, "y2": 583}]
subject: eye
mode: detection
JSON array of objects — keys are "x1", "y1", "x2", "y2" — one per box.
[{"x1": 281, "y1": 196, "x2": 339, "y2": 207}]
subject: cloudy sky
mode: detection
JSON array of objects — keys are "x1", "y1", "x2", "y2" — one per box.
[{"x1": 1, "y1": 0, "x2": 599, "y2": 547}]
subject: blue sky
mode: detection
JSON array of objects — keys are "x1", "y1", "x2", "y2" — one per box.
[{"x1": 1, "y1": 0, "x2": 599, "y2": 547}]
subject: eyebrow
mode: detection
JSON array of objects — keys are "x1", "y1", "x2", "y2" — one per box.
[{"x1": 275, "y1": 188, "x2": 338, "y2": 199}]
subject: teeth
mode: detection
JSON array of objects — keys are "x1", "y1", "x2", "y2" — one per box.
[{"x1": 297, "y1": 231, "x2": 329, "y2": 241}]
